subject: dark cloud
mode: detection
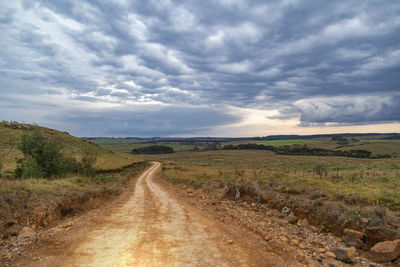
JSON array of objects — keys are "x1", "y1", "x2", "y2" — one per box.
[
  {"x1": 58, "y1": 105, "x2": 240, "y2": 137},
  {"x1": 296, "y1": 94, "x2": 400, "y2": 126},
  {"x1": 0, "y1": 0, "x2": 399, "y2": 136}
]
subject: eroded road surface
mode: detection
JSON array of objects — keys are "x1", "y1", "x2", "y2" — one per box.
[{"x1": 61, "y1": 162, "x2": 256, "y2": 266}]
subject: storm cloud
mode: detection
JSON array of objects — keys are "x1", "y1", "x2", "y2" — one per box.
[{"x1": 0, "y1": 0, "x2": 399, "y2": 136}]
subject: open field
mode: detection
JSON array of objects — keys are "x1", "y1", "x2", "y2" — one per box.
[
  {"x1": 238, "y1": 139, "x2": 315, "y2": 147},
  {"x1": 144, "y1": 150, "x2": 400, "y2": 210},
  {"x1": 341, "y1": 140, "x2": 400, "y2": 157},
  {"x1": 90, "y1": 135, "x2": 400, "y2": 158},
  {"x1": 90, "y1": 138, "x2": 196, "y2": 153}
]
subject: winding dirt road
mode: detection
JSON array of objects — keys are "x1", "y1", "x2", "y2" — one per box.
[
  {"x1": 60, "y1": 162, "x2": 260, "y2": 266},
  {"x1": 6, "y1": 162, "x2": 382, "y2": 267},
  {"x1": 12, "y1": 162, "x2": 300, "y2": 267}
]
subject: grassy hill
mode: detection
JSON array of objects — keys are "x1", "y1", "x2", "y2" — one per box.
[
  {"x1": 0, "y1": 121, "x2": 146, "y2": 236},
  {"x1": 0, "y1": 121, "x2": 142, "y2": 177}
]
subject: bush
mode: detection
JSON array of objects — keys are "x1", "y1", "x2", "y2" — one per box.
[
  {"x1": 19, "y1": 156, "x2": 43, "y2": 179},
  {"x1": 62, "y1": 157, "x2": 81, "y2": 174},
  {"x1": 80, "y1": 150, "x2": 97, "y2": 178},
  {"x1": 314, "y1": 165, "x2": 327, "y2": 179},
  {"x1": 15, "y1": 130, "x2": 66, "y2": 178},
  {"x1": 15, "y1": 130, "x2": 97, "y2": 179}
]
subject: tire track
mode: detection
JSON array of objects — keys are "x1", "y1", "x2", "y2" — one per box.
[{"x1": 63, "y1": 162, "x2": 249, "y2": 266}]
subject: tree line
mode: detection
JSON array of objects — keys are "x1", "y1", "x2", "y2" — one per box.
[{"x1": 222, "y1": 144, "x2": 391, "y2": 159}]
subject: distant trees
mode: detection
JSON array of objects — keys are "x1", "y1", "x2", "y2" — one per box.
[
  {"x1": 331, "y1": 136, "x2": 349, "y2": 145},
  {"x1": 222, "y1": 143, "x2": 390, "y2": 159},
  {"x1": 131, "y1": 145, "x2": 174, "y2": 154},
  {"x1": 15, "y1": 130, "x2": 97, "y2": 179}
]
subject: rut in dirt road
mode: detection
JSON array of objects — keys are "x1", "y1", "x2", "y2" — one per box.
[{"x1": 65, "y1": 162, "x2": 250, "y2": 266}]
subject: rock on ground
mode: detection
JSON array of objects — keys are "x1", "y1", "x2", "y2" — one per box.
[
  {"x1": 343, "y1": 228, "x2": 364, "y2": 239},
  {"x1": 330, "y1": 247, "x2": 357, "y2": 263},
  {"x1": 18, "y1": 227, "x2": 36, "y2": 239},
  {"x1": 369, "y1": 239, "x2": 400, "y2": 263}
]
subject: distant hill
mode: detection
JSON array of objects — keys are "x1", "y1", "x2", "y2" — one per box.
[
  {"x1": 0, "y1": 121, "x2": 142, "y2": 177},
  {"x1": 262, "y1": 133, "x2": 396, "y2": 140},
  {"x1": 86, "y1": 133, "x2": 399, "y2": 143}
]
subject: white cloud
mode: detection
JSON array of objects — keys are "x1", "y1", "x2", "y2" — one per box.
[{"x1": 215, "y1": 60, "x2": 252, "y2": 74}]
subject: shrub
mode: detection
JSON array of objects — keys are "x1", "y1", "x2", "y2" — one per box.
[
  {"x1": 80, "y1": 150, "x2": 97, "y2": 178},
  {"x1": 15, "y1": 130, "x2": 95, "y2": 179},
  {"x1": 62, "y1": 157, "x2": 81, "y2": 174},
  {"x1": 20, "y1": 156, "x2": 43, "y2": 179},
  {"x1": 15, "y1": 130, "x2": 66, "y2": 178},
  {"x1": 314, "y1": 165, "x2": 327, "y2": 179}
]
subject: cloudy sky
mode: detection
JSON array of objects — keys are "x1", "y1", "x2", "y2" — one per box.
[{"x1": 1, "y1": 0, "x2": 399, "y2": 137}]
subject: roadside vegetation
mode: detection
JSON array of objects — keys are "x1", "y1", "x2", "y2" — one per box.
[
  {"x1": 0, "y1": 121, "x2": 142, "y2": 178},
  {"x1": 0, "y1": 121, "x2": 145, "y2": 237},
  {"x1": 14, "y1": 129, "x2": 92, "y2": 179},
  {"x1": 143, "y1": 149, "x2": 400, "y2": 242},
  {"x1": 145, "y1": 150, "x2": 400, "y2": 210}
]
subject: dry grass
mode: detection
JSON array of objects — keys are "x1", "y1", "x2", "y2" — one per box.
[
  {"x1": 0, "y1": 163, "x2": 148, "y2": 219},
  {"x1": 145, "y1": 150, "x2": 400, "y2": 210}
]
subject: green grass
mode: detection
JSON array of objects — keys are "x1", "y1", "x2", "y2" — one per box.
[{"x1": 145, "y1": 150, "x2": 400, "y2": 210}]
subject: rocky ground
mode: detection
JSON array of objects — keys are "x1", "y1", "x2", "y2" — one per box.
[{"x1": 159, "y1": 175, "x2": 400, "y2": 267}]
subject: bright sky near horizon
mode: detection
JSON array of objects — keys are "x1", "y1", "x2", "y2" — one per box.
[{"x1": 0, "y1": 1, "x2": 399, "y2": 137}]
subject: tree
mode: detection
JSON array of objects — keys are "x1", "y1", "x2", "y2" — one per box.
[{"x1": 16, "y1": 130, "x2": 70, "y2": 178}]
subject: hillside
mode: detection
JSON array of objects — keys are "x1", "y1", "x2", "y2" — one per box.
[
  {"x1": 0, "y1": 121, "x2": 147, "y2": 244},
  {"x1": 0, "y1": 121, "x2": 142, "y2": 176}
]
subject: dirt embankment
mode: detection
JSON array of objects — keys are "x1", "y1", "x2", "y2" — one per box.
[
  {"x1": 223, "y1": 183, "x2": 400, "y2": 247},
  {"x1": 0, "y1": 162, "x2": 148, "y2": 240},
  {"x1": 158, "y1": 176, "x2": 400, "y2": 266}
]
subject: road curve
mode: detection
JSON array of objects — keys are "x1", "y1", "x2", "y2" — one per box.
[{"x1": 64, "y1": 162, "x2": 251, "y2": 266}]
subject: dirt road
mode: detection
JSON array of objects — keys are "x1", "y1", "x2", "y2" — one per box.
[
  {"x1": 54, "y1": 162, "x2": 269, "y2": 266},
  {"x1": 8, "y1": 162, "x2": 308, "y2": 266},
  {"x1": 4, "y1": 162, "x2": 386, "y2": 267}
]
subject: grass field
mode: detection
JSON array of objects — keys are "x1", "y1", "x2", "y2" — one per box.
[
  {"x1": 144, "y1": 150, "x2": 400, "y2": 210},
  {"x1": 250, "y1": 139, "x2": 314, "y2": 146},
  {"x1": 91, "y1": 138, "x2": 195, "y2": 153}
]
